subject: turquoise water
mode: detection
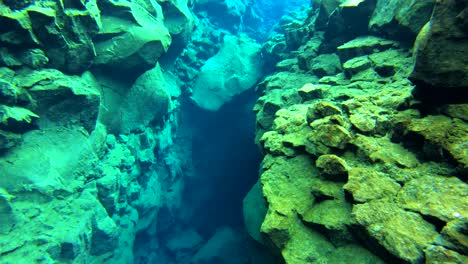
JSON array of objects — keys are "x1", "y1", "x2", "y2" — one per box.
[{"x1": 0, "y1": 0, "x2": 467, "y2": 264}]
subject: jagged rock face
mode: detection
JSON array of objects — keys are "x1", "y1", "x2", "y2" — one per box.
[
  {"x1": 254, "y1": 1, "x2": 468, "y2": 263},
  {"x1": 0, "y1": 0, "x2": 194, "y2": 76},
  {"x1": 369, "y1": 0, "x2": 434, "y2": 43},
  {"x1": 0, "y1": 0, "x2": 194, "y2": 262},
  {"x1": 191, "y1": 34, "x2": 264, "y2": 111},
  {"x1": 410, "y1": 0, "x2": 468, "y2": 98}
]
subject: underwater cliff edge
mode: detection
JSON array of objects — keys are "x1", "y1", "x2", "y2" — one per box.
[{"x1": 0, "y1": 0, "x2": 467, "y2": 264}]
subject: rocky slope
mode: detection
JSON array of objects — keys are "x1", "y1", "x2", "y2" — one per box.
[{"x1": 249, "y1": 0, "x2": 468, "y2": 263}]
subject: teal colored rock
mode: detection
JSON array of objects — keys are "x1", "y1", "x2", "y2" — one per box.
[
  {"x1": 117, "y1": 64, "x2": 172, "y2": 133},
  {"x1": 191, "y1": 34, "x2": 264, "y2": 111},
  {"x1": 94, "y1": 10, "x2": 171, "y2": 72},
  {"x1": 0, "y1": 189, "x2": 15, "y2": 234},
  {"x1": 0, "y1": 105, "x2": 38, "y2": 133},
  {"x1": 0, "y1": 129, "x2": 21, "y2": 150},
  {"x1": 22, "y1": 69, "x2": 101, "y2": 133},
  {"x1": 243, "y1": 181, "x2": 268, "y2": 244}
]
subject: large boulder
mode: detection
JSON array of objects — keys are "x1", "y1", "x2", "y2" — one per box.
[
  {"x1": 191, "y1": 34, "x2": 264, "y2": 111},
  {"x1": 410, "y1": 0, "x2": 468, "y2": 101},
  {"x1": 369, "y1": 0, "x2": 434, "y2": 43},
  {"x1": 110, "y1": 64, "x2": 175, "y2": 134},
  {"x1": 93, "y1": 1, "x2": 172, "y2": 75}
]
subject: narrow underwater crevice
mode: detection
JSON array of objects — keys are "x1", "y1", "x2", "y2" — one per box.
[{"x1": 181, "y1": 88, "x2": 262, "y2": 238}]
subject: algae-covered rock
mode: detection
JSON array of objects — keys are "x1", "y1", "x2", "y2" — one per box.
[
  {"x1": 342, "y1": 56, "x2": 371, "y2": 78},
  {"x1": 191, "y1": 34, "x2": 263, "y2": 111},
  {"x1": 349, "y1": 113, "x2": 376, "y2": 133},
  {"x1": 353, "y1": 134, "x2": 419, "y2": 168},
  {"x1": 441, "y1": 220, "x2": 468, "y2": 254},
  {"x1": 410, "y1": 0, "x2": 468, "y2": 93},
  {"x1": 344, "y1": 167, "x2": 400, "y2": 203},
  {"x1": 406, "y1": 115, "x2": 468, "y2": 168},
  {"x1": 352, "y1": 200, "x2": 439, "y2": 263},
  {"x1": 368, "y1": 49, "x2": 413, "y2": 77},
  {"x1": 302, "y1": 199, "x2": 353, "y2": 233},
  {"x1": 316, "y1": 154, "x2": 349, "y2": 181},
  {"x1": 297, "y1": 83, "x2": 325, "y2": 102},
  {"x1": 337, "y1": 36, "x2": 397, "y2": 63},
  {"x1": 369, "y1": 0, "x2": 434, "y2": 42},
  {"x1": 307, "y1": 53, "x2": 342, "y2": 78},
  {"x1": 425, "y1": 245, "x2": 468, "y2": 264},
  {"x1": 397, "y1": 175, "x2": 468, "y2": 222},
  {"x1": 310, "y1": 124, "x2": 352, "y2": 150},
  {"x1": 307, "y1": 101, "x2": 342, "y2": 121}
]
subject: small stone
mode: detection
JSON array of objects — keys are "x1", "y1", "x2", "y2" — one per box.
[
  {"x1": 0, "y1": 105, "x2": 39, "y2": 133},
  {"x1": 307, "y1": 101, "x2": 343, "y2": 122},
  {"x1": 337, "y1": 36, "x2": 397, "y2": 63},
  {"x1": 316, "y1": 154, "x2": 349, "y2": 181},
  {"x1": 342, "y1": 56, "x2": 371, "y2": 77},
  {"x1": 312, "y1": 124, "x2": 352, "y2": 149},
  {"x1": 344, "y1": 167, "x2": 401, "y2": 202},
  {"x1": 19, "y1": 49, "x2": 49, "y2": 69},
  {"x1": 349, "y1": 113, "x2": 376, "y2": 133},
  {"x1": 0, "y1": 130, "x2": 21, "y2": 151},
  {"x1": 309, "y1": 53, "x2": 342, "y2": 78},
  {"x1": 298, "y1": 83, "x2": 324, "y2": 102}
]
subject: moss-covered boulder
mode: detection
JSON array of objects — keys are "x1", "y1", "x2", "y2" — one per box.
[
  {"x1": 344, "y1": 167, "x2": 401, "y2": 203},
  {"x1": 191, "y1": 34, "x2": 264, "y2": 111},
  {"x1": 337, "y1": 36, "x2": 397, "y2": 64},
  {"x1": 369, "y1": 0, "x2": 434, "y2": 42},
  {"x1": 352, "y1": 200, "x2": 439, "y2": 263},
  {"x1": 410, "y1": 0, "x2": 468, "y2": 93}
]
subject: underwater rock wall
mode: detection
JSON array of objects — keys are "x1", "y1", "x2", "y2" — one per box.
[
  {"x1": 251, "y1": 0, "x2": 467, "y2": 263},
  {"x1": 0, "y1": 0, "x2": 193, "y2": 262}
]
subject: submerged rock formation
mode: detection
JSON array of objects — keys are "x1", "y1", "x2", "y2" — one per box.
[
  {"x1": 1, "y1": 0, "x2": 467, "y2": 263},
  {"x1": 251, "y1": 1, "x2": 468, "y2": 263},
  {"x1": 0, "y1": 0, "x2": 190, "y2": 262}
]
